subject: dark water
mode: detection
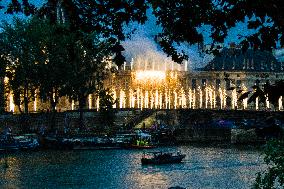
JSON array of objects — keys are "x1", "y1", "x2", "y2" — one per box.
[{"x1": 0, "y1": 146, "x2": 265, "y2": 189}]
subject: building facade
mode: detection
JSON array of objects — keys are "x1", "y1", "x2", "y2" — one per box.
[{"x1": 4, "y1": 48, "x2": 284, "y2": 112}]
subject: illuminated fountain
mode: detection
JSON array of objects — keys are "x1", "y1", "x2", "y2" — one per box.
[
  {"x1": 110, "y1": 58, "x2": 194, "y2": 110},
  {"x1": 119, "y1": 90, "x2": 126, "y2": 108},
  {"x1": 279, "y1": 96, "x2": 283, "y2": 111},
  {"x1": 256, "y1": 97, "x2": 259, "y2": 110},
  {"x1": 90, "y1": 57, "x2": 278, "y2": 112},
  {"x1": 242, "y1": 84, "x2": 248, "y2": 109},
  {"x1": 265, "y1": 95, "x2": 270, "y2": 109},
  {"x1": 88, "y1": 94, "x2": 92, "y2": 109},
  {"x1": 9, "y1": 94, "x2": 15, "y2": 112},
  {"x1": 4, "y1": 54, "x2": 278, "y2": 113},
  {"x1": 231, "y1": 88, "x2": 238, "y2": 109},
  {"x1": 106, "y1": 59, "x2": 244, "y2": 110}
]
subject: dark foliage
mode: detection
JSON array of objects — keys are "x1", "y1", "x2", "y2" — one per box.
[
  {"x1": 253, "y1": 139, "x2": 284, "y2": 189},
  {"x1": 2, "y1": 0, "x2": 284, "y2": 64},
  {"x1": 1, "y1": 0, "x2": 148, "y2": 66},
  {"x1": 149, "y1": 0, "x2": 284, "y2": 62},
  {"x1": 238, "y1": 91, "x2": 251, "y2": 101}
]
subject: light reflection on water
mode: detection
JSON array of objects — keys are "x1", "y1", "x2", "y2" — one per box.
[{"x1": 0, "y1": 146, "x2": 265, "y2": 189}]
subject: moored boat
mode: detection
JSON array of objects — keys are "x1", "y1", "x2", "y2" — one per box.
[
  {"x1": 129, "y1": 144, "x2": 156, "y2": 149},
  {"x1": 141, "y1": 151, "x2": 186, "y2": 165},
  {"x1": 42, "y1": 135, "x2": 120, "y2": 150},
  {"x1": 0, "y1": 134, "x2": 40, "y2": 152}
]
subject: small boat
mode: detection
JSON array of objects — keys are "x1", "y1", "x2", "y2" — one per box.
[
  {"x1": 126, "y1": 139, "x2": 156, "y2": 149},
  {"x1": 129, "y1": 144, "x2": 156, "y2": 149},
  {"x1": 42, "y1": 135, "x2": 120, "y2": 150},
  {"x1": 141, "y1": 151, "x2": 186, "y2": 165},
  {"x1": 0, "y1": 134, "x2": 40, "y2": 152}
]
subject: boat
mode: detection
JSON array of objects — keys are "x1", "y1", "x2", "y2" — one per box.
[
  {"x1": 0, "y1": 134, "x2": 40, "y2": 152},
  {"x1": 141, "y1": 151, "x2": 186, "y2": 165},
  {"x1": 129, "y1": 144, "x2": 156, "y2": 149},
  {"x1": 42, "y1": 135, "x2": 120, "y2": 150},
  {"x1": 127, "y1": 138, "x2": 156, "y2": 149}
]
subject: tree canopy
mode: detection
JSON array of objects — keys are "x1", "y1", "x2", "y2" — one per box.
[
  {"x1": 254, "y1": 139, "x2": 284, "y2": 189},
  {"x1": 149, "y1": 0, "x2": 284, "y2": 62},
  {"x1": 2, "y1": 0, "x2": 283, "y2": 64}
]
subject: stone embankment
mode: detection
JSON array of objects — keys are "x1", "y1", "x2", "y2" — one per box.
[
  {"x1": 173, "y1": 109, "x2": 284, "y2": 144},
  {"x1": 1, "y1": 109, "x2": 283, "y2": 144}
]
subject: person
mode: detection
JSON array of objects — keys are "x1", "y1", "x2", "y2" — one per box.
[
  {"x1": 39, "y1": 124, "x2": 45, "y2": 135},
  {"x1": 64, "y1": 114, "x2": 71, "y2": 134},
  {"x1": 3, "y1": 126, "x2": 12, "y2": 141}
]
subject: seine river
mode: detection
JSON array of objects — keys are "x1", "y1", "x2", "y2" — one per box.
[{"x1": 0, "y1": 145, "x2": 265, "y2": 189}]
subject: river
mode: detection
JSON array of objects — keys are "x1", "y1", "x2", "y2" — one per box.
[{"x1": 0, "y1": 145, "x2": 265, "y2": 189}]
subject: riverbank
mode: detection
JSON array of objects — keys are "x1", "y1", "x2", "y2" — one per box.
[{"x1": 1, "y1": 109, "x2": 283, "y2": 145}]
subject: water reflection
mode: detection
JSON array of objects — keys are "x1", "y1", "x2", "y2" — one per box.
[
  {"x1": 0, "y1": 156, "x2": 22, "y2": 188},
  {"x1": 0, "y1": 146, "x2": 265, "y2": 189}
]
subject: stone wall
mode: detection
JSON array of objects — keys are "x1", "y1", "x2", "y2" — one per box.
[
  {"x1": 0, "y1": 109, "x2": 142, "y2": 134},
  {"x1": 1, "y1": 109, "x2": 283, "y2": 143},
  {"x1": 174, "y1": 109, "x2": 284, "y2": 143}
]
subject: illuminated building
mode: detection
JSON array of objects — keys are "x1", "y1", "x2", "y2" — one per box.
[
  {"x1": 101, "y1": 47, "x2": 284, "y2": 111},
  {"x1": 4, "y1": 47, "x2": 284, "y2": 112}
]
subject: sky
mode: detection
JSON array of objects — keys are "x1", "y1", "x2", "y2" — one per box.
[{"x1": 0, "y1": 1, "x2": 263, "y2": 69}]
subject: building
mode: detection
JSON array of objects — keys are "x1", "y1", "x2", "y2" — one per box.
[
  {"x1": 103, "y1": 47, "x2": 284, "y2": 111},
  {"x1": 4, "y1": 47, "x2": 284, "y2": 112}
]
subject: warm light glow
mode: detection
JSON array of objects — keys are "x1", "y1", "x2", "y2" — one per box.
[
  {"x1": 256, "y1": 97, "x2": 259, "y2": 110},
  {"x1": 88, "y1": 94, "x2": 92, "y2": 109},
  {"x1": 135, "y1": 71, "x2": 166, "y2": 81},
  {"x1": 9, "y1": 94, "x2": 15, "y2": 112},
  {"x1": 96, "y1": 97, "x2": 100, "y2": 111},
  {"x1": 4, "y1": 77, "x2": 9, "y2": 83},
  {"x1": 75, "y1": 58, "x2": 282, "y2": 111},
  {"x1": 71, "y1": 100, "x2": 75, "y2": 110},
  {"x1": 265, "y1": 95, "x2": 270, "y2": 109},
  {"x1": 34, "y1": 100, "x2": 37, "y2": 112},
  {"x1": 279, "y1": 96, "x2": 283, "y2": 111}
]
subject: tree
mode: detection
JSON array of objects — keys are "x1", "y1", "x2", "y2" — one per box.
[
  {"x1": 214, "y1": 0, "x2": 284, "y2": 52},
  {"x1": 34, "y1": 19, "x2": 73, "y2": 113},
  {"x1": 238, "y1": 80, "x2": 284, "y2": 108},
  {"x1": 0, "y1": 35, "x2": 9, "y2": 113},
  {"x1": 2, "y1": 0, "x2": 148, "y2": 65},
  {"x1": 1, "y1": 18, "x2": 43, "y2": 113},
  {"x1": 61, "y1": 31, "x2": 115, "y2": 129},
  {"x1": 3, "y1": 0, "x2": 284, "y2": 64},
  {"x1": 148, "y1": 0, "x2": 214, "y2": 62},
  {"x1": 254, "y1": 139, "x2": 284, "y2": 189},
  {"x1": 148, "y1": 0, "x2": 284, "y2": 62},
  {"x1": 98, "y1": 89, "x2": 117, "y2": 134}
]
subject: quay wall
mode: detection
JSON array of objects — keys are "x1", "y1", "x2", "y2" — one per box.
[
  {"x1": 1, "y1": 109, "x2": 283, "y2": 143},
  {"x1": 172, "y1": 109, "x2": 284, "y2": 143}
]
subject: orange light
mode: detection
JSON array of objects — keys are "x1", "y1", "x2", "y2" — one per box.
[{"x1": 135, "y1": 71, "x2": 166, "y2": 81}]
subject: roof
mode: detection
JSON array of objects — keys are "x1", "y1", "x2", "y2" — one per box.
[{"x1": 201, "y1": 48, "x2": 284, "y2": 72}]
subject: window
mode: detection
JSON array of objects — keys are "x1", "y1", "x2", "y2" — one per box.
[
  {"x1": 226, "y1": 79, "x2": 230, "y2": 89},
  {"x1": 236, "y1": 80, "x2": 241, "y2": 88},
  {"x1": 202, "y1": 79, "x2": 206, "y2": 89},
  {"x1": 216, "y1": 79, "x2": 221, "y2": 89},
  {"x1": 125, "y1": 79, "x2": 128, "y2": 88},
  {"x1": 255, "y1": 79, "x2": 260, "y2": 86},
  {"x1": 192, "y1": 79, "x2": 196, "y2": 89}
]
